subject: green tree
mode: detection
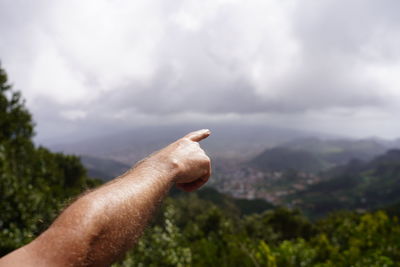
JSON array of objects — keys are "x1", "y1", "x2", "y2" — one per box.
[{"x1": 0, "y1": 63, "x2": 101, "y2": 256}]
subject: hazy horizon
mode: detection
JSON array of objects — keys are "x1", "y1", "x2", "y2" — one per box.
[
  {"x1": 40, "y1": 122, "x2": 399, "y2": 150},
  {"x1": 1, "y1": 0, "x2": 400, "y2": 144}
]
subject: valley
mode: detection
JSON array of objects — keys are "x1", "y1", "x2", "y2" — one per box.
[{"x1": 52, "y1": 126, "x2": 400, "y2": 218}]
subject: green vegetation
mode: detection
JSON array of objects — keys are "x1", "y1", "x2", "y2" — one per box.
[
  {"x1": 1, "y1": 63, "x2": 400, "y2": 266},
  {"x1": 289, "y1": 149, "x2": 400, "y2": 218},
  {"x1": 0, "y1": 64, "x2": 101, "y2": 255},
  {"x1": 181, "y1": 187, "x2": 275, "y2": 216},
  {"x1": 114, "y1": 196, "x2": 400, "y2": 266}
]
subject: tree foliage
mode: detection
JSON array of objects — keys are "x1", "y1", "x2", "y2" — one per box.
[
  {"x1": 0, "y1": 63, "x2": 101, "y2": 255},
  {"x1": 113, "y1": 196, "x2": 400, "y2": 267}
]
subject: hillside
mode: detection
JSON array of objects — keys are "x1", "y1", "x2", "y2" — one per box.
[
  {"x1": 80, "y1": 155, "x2": 131, "y2": 181},
  {"x1": 250, "y1": 147, "x2": 327, "y2": 172},
  {"x1": 249, "y1": 137, "x2": 394, "y2": 174},
  {"x1": 288, "y1": 149, "x2": 400, "y2": 217},
  {"x1": 280, "y1": 137, "x2": 389, "y2": 164},
  {"x1": 170, "y1": 186, "x2": 275, "y2": 216}
]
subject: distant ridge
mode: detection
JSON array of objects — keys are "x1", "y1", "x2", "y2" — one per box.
[
  {"x1": 280, "y1": 137, "x2": 390, "y2": 165},
  {"x1": 250, "y1": 147, "x2": 326, "y2": 172},
  {"x1": 250, "y1": 137, "x2": 395, "y2": 173},
  {"x1": 51, "y1": 123, "x2": 322, "y2": 164},
  {"x1": 80, "y1": 155, "x2": 131, "y2": 181}
]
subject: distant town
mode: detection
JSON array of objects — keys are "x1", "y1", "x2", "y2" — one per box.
[{"x1": 210, "y1": 160, "x2": 322, "y2": 205}]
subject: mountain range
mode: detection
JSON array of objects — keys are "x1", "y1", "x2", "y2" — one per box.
[
  {"x1": 50, "y1": 124, "x2": 330, "y2": 165},
  {"x1": 50, "y1": 124, "x2": 400, "y2": 218}
]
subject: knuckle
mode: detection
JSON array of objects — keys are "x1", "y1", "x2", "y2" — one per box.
[
  {"x1": 177, "y1": 138, "x2": 190, "y2": 147},
  {"x1": 203, "y1": 168, "x2": 211, "y2": 178},
  {"x1": 180, "y1": 137, "x2": 191, "y2": 143},
  {"x1": 196, "y1": 146, "x2": 205, "y2": 155},
  {"x1": 203, "y1": 154, "x2": 211, "y2": 162},
  {"x1": 203, "y1": 158, "x2": 211, "y2": 169}
]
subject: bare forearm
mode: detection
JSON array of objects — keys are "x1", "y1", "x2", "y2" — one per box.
[
  {"x1": 0, "y1": 129, "x2": 211, "y2": 267},
  {"x1": 29, "y1": 159, "x2": 178, "y2": 266}
]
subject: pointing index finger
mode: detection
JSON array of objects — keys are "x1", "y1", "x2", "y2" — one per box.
[{"x1": 184, "y1": 129, "x2": 211, "y2": 142}]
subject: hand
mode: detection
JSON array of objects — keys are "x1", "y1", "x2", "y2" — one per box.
[
  {"x1": 146, "y1": 129, "x2": 211, "y2": 192},
  {"x1": 0, "y1": 129, "x2": 211, "y2": 267}
]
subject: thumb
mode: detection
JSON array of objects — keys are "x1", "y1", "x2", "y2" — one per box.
[{"x1": 184, "y1": 129, "x2": 211, "y2": 142}]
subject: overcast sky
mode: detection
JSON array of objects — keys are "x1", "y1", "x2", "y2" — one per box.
[{"x1": 1, "y1": 0, "x2": 400, "y2": 143}]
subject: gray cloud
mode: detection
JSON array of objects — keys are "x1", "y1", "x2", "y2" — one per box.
[{"x1": 1, "y1": 0, "x2": 400, "y2": 142}]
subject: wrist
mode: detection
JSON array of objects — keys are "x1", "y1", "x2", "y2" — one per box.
[{"x1": 136, "y1": 154, "x2": 182, "y2": 182}]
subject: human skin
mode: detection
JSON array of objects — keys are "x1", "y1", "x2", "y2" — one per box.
[{"x1": 0, "y1": 129, "x2": 212, "y2": 267}]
